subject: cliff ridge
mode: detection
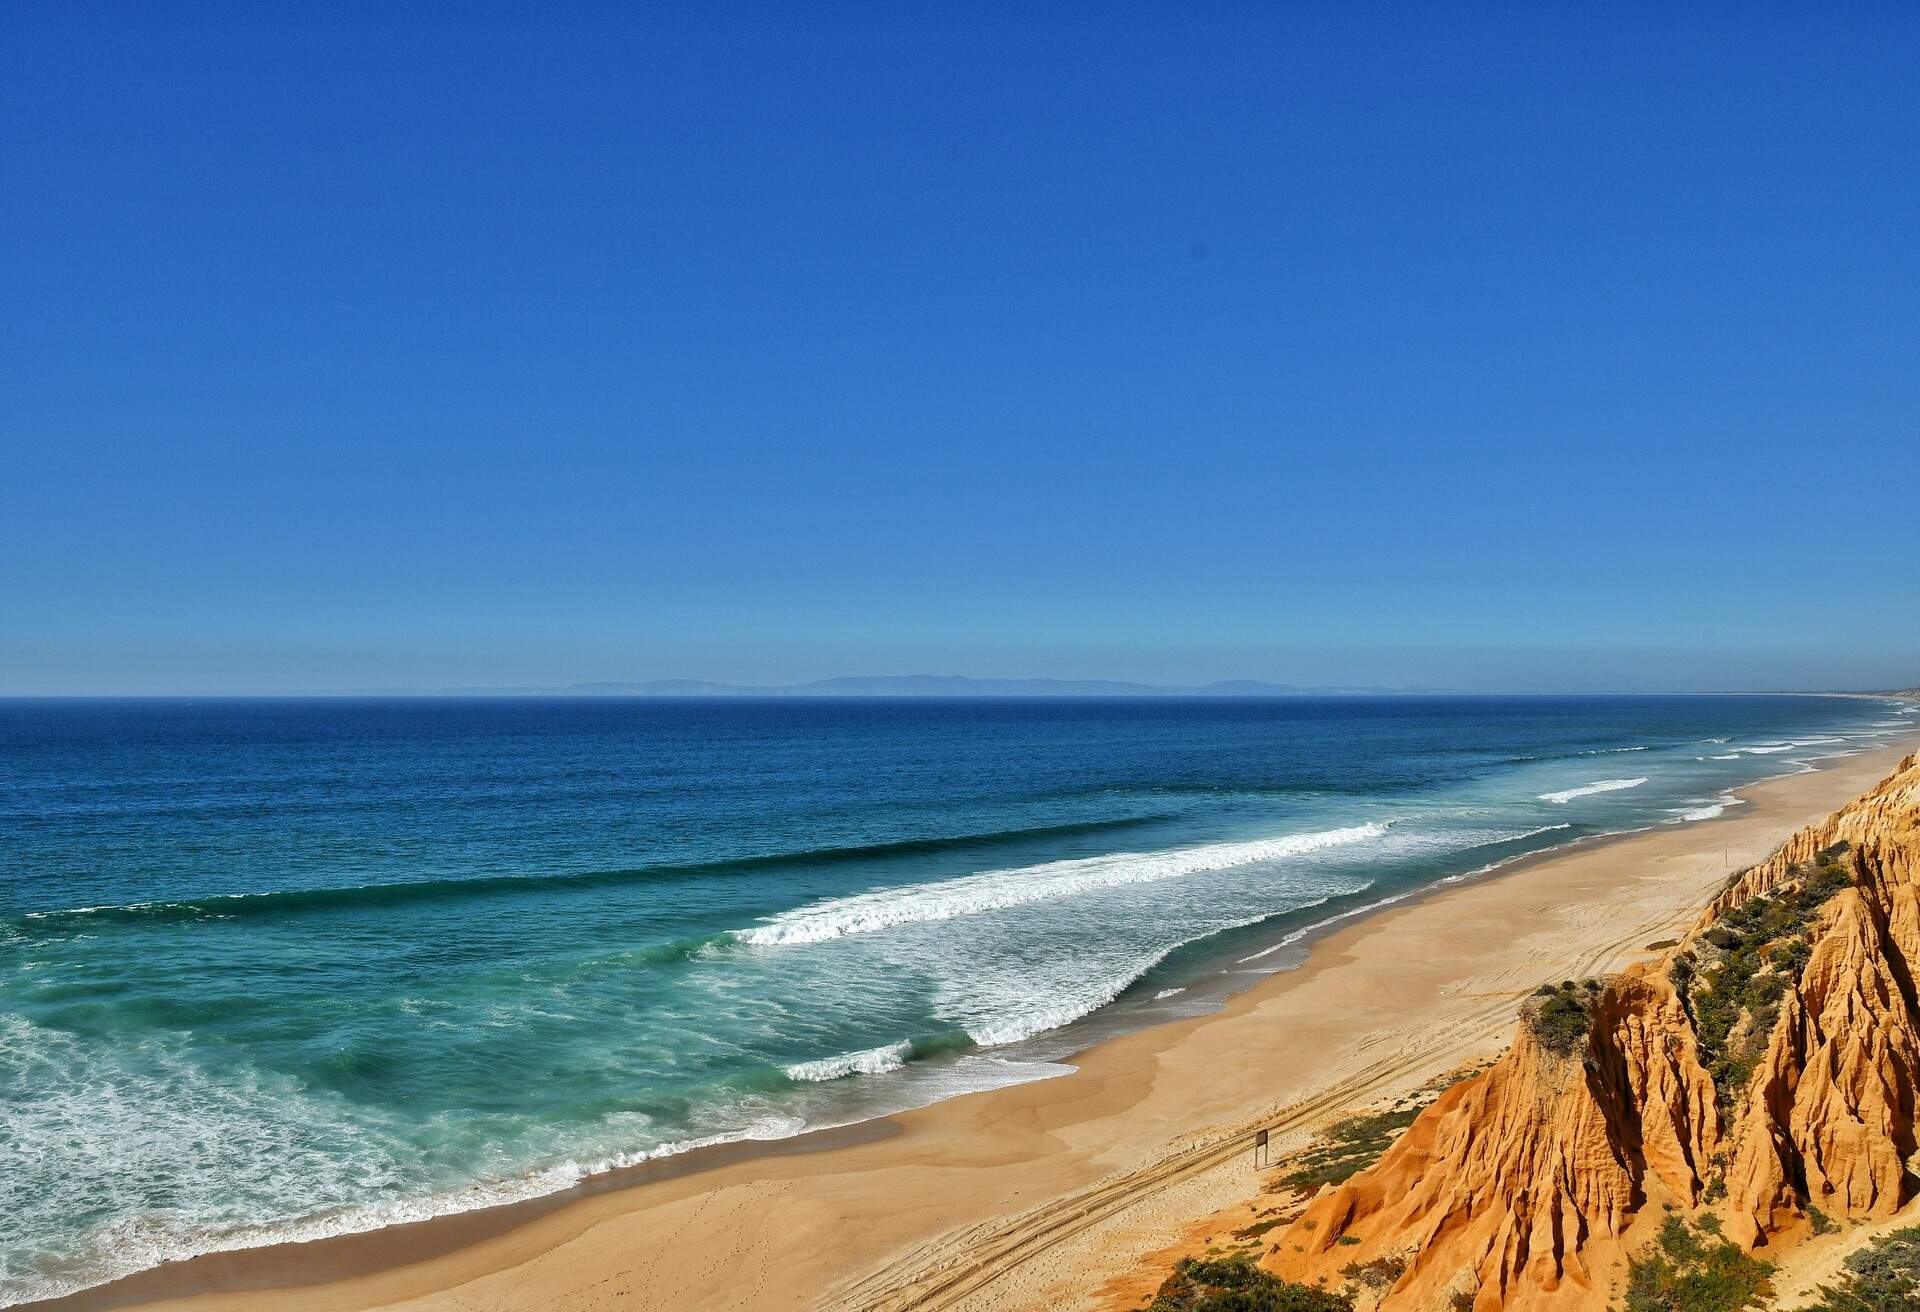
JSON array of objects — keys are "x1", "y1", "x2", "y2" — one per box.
[{"x1": 1262, "y1": 752, "x2": 1920, "y2": 1310}]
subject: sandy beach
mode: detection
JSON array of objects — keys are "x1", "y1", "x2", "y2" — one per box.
[{"x1": 39, "y1": 736, "x2": 1920, "y2": 1312}]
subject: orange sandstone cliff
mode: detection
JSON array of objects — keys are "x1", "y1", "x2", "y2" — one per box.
[{"x1": 1264, "y1": 752, "x2": 1920, "y2": 1311}]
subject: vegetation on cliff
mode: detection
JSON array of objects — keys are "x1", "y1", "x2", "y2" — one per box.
[
  {"x1": 1525, "y1": 978, "x2": 1602, "y2": 1056},
  {"x1": 1672, "y1": 847, "x2": 1853, "y2": 1103},
  {"x1": 1255, "y1": 752, "x2": 1920, "y2": 1311},
  {"x1": 1796, "y1": 1226, "x2": 1920, "y2": 1312},
  {"x1": 1275, "y1": 1106, "x2": 1426, "y2": 1193},
  {"x1": 1275, "y1": 1071, "x2": 1468, "y2": 1192},
  {"x1": 1622, "y1": 1214, "x2": 1773, "y2": 1312},
  {"x1": 1138, "y1": 1254, "x2": 1353, "y2": 1312}
]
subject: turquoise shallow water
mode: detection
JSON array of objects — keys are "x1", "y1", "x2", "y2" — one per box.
[{"x1": 2, "y1": 694, "x2": 1914, "y2": 1304}]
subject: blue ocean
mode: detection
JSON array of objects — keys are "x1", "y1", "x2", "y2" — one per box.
[{"x1": 3, "y1": 694, "x2": 1915, "y2": 1304}]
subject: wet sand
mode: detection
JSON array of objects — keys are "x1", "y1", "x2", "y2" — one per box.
[{"x1": 36, "y1": 739, "x2": 1920, "y2": 1312}]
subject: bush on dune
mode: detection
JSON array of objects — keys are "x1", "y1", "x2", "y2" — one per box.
[
  {"x1": 1677, "y1": 854, "x2": 1854, "y2": 1104},
  {"x1": 1526, "y1": 978, "x2": 1600, "y2": 1056},
  {"x1": 1274, "y1": 1069, "x2": 1473, "y2": 1193},
  {"x1": 1139, "y1": 1254, "x2": 1354, "y2": 1312},
  {"x1": 1623, "y1": 1214, "x2": 1772, "y2": 1312},
  {"x1": 1274, "y1": 1106, "x2": 1423, "y2": 1192},
  {"x1": 1797, "y1": 1225, "x2": 1920, "y2": 1312}
]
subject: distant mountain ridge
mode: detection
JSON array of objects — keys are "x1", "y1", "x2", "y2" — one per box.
[{"x1": 431, "y1": 675, "x2": 1458, "y2": 698}]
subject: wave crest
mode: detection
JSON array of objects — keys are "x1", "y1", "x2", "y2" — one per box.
[
  {"x1": 730, "y1": 823, "x2": 1389, "y2": 947},
  {"x1": 1668, "y1": 794, "x2": 1745, "y2": 823},
  {"x1": 11, "y1": 814, "x2": 1178, "y2": 931},
  {"x1": 1538, "y1": 778, "x2": 1647, "y2": 804},
  {"x1": 785, "y1": 1041, "x2": 912, "y2": 1082}
]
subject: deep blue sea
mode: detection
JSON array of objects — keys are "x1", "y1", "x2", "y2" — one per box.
[{"x1": 3, "y1": 694, "x2": 1916, "y2": 1303}]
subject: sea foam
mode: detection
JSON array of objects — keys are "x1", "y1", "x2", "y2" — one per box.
[
  {"x1": 1537, "y1": 778, "x2": 1648, "y2": 804},
  {"x1": 1668, "y1": 794, "x2": 1745, "y2": 822},
  {"x1": 730, "y1": 823, "x2": 1389, "y2": 947},
  {"x1": 785, "y1": 1041, "x2": 912, "y2": 1082}
]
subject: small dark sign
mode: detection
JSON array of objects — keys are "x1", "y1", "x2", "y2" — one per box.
[{"x1": 1253, "y1": 1127, "x2": 1270, "y2": 1168}]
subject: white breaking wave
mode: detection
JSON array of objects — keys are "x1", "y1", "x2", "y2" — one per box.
[
  {"x1": 1580, "y1": 745, "x2": 1650, "y2": 755},
  {"x1": 1669, "y1": 794, "x2": 1745, "y2": 823},
  {"x1": 1232, "y1": 823, "x2": 1574, "y2": 965},
  {"x1": 966, "y1": 997, "x2": 1109, "y2": 1047},
  {"x1": 1742, "y1": 744, "x2": 1796, "y2": 754},
  {"x1": 955, "y1": 933, "x2": 1201, "y2": 1046},
  {"x1": 730, "y1": 823, "x2": 1389, "y2": 947},
  {"x1": 1154, "y1": 987, "x2": 1186, "y2": 1000},
  {"x1": 0, "y1": 1014, "x2": 676, "y2": 1307},
  {"x1": 1538, "y1": 778, "x2": 1648, "y2": 804},
  {"x1": 1502, "y1": 822, "x2": 1576, "y2": 842},
  {"x1": 785, "y1": 1041, "x2": 912, "y2": 1082},
  {"x1": 936, "y1": 865, "x2": 1484, "y2": 1049},
  {"x1": 0, "y1": 1004, "x2": 1059, "y2": 1307},
  {"x1": 1237, "y1": 888, "x2": 1412, "y2": 963}
]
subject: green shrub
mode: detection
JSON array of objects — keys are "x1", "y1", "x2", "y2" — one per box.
[
  {"x1": 1276, "y1": 1082, "x2": 1457, "y2": 1193},
  {"x1": 1771, "y1": 938, "x2": 1813, "y2": 977},
  {"x1": 1526, "y1": 979, "x2": 1600, "y2": 1056},
  {"x1": 1270, "y1": 1070, "x2": 1471, "y2": 1194},
  {"x1": 1338, "y1": 1255, "x2": 1406, "y2": 1290},
  {"x1": 1233, "y1": 1216, "x2": 1287, "y2": 1241},
  {"x1": 1797, "y1": 1225, "x2": 1920, "y2": 1312},
  {"x1": 1673, "y1": 952, "x2": 1697, "y2": 996},
  {"x1": 1680, "y1": 863, "x2": 1854, "y2": 1106},
  {"x1": 1623, "y1": 1215, "x2": 1773, "y2": 1312},
  {"x1": 1139, "y1": 1254, "x2": 1355, "y2": 1311}
]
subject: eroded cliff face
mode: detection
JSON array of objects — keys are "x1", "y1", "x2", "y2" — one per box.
[
  {"x1": 1263, "y1": 753, "x2": 1920, "y2": 1311},
  {"x1": 1266, "y1": 966, "x2": 1717, "y2": 1310},
  {"x1": 1719, "y1": 757, "x2": 1920, "y2": 1247}
]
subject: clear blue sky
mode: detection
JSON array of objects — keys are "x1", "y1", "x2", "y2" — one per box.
[{"x1": 4, "y1": 3, "x2": 1917, "y2": 694}]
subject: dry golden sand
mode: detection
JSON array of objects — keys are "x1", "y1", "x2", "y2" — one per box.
[{"x1": 47, "y1": 739, "x2": 1920, "y2": 1312}]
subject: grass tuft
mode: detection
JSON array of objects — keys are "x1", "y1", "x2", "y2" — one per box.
[
  {"x1": 1271, "y1": 1068, "x2": 1480, "y2": 1194},
  {"x1": 1275, "y1": 1106, "x2": 1422, "y2": 1192}
]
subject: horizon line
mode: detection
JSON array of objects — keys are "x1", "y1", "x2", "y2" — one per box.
[{"x1": 3, "y1": 675, "x2": 1914, "y2": 701}]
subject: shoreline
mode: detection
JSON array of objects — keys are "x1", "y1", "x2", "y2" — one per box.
[{"x1": 26, "y1": 733, "x2": 1920, "y2": 1312}]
